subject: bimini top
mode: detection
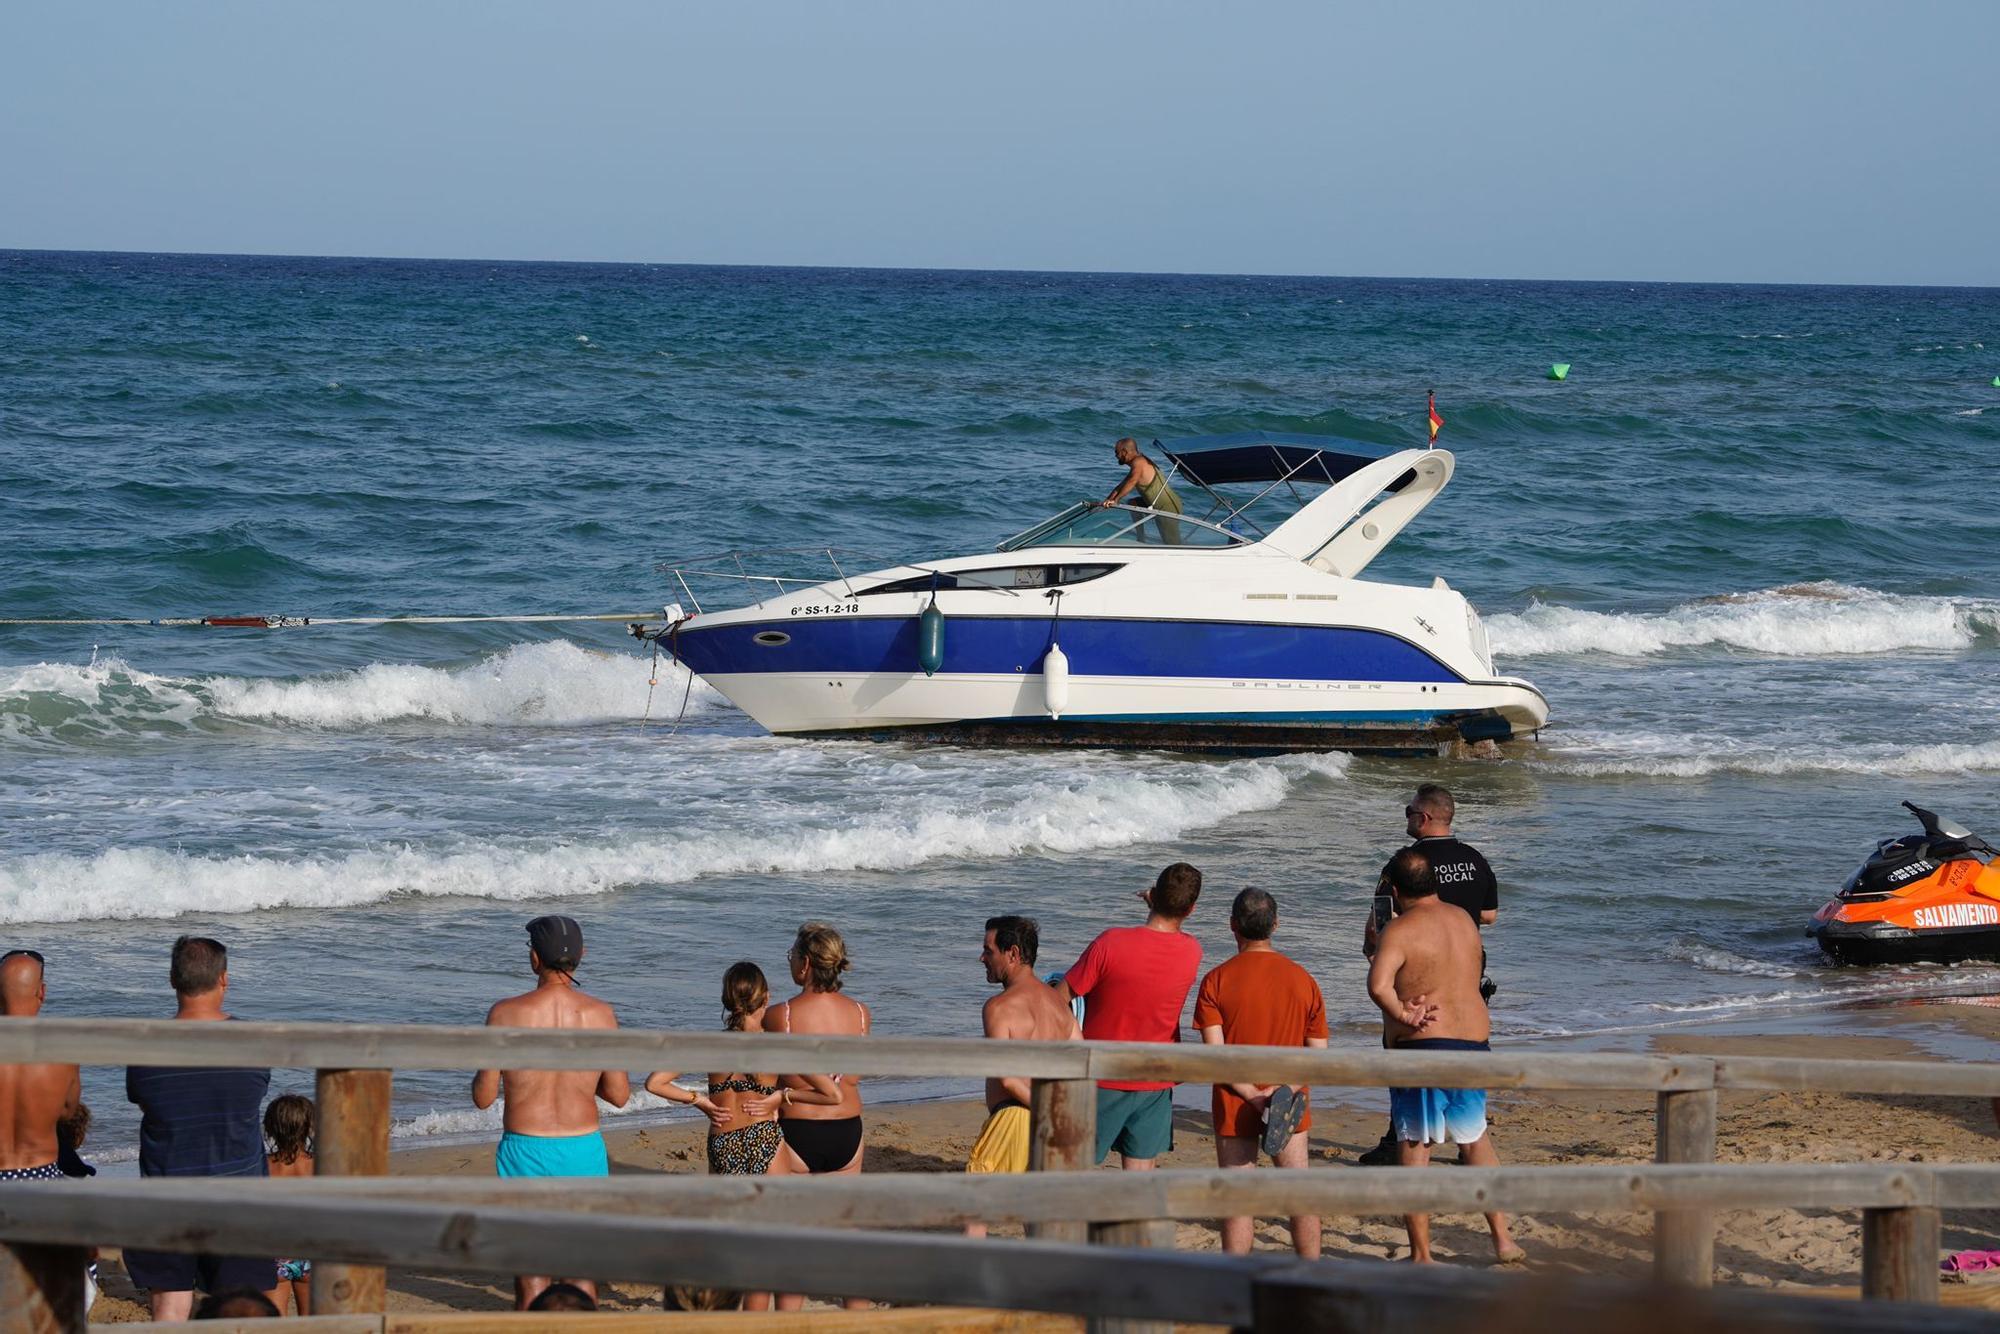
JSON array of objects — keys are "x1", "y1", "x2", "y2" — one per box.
[
  {"x1": 997, "y1": 430, "x2": 1447, "y2": 565},
  {"x1": 1162, "y1": 431, "x2": 1405, "y2": 489}
]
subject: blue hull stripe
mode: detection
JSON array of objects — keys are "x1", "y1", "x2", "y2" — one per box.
[
  {"x1": 1062, "y1": 711, "x2": 1443, "y2": 725},
  {"x1": 674, "y1": 615, "x2": 1462, "y2": 684}
]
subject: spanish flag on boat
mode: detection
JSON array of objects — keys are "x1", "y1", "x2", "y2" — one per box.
[{"x1": 1428, "y1": 391, "x2": 1443, "y2": 446}]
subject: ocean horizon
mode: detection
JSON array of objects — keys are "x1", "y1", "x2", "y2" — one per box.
[{"x1": 9, "y1": 245, "x2": 1997, "y2": 291}]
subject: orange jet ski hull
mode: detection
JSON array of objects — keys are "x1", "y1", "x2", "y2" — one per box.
[{"x1": 1810, "y1": 803, "x2": 2000, "y2": 964}]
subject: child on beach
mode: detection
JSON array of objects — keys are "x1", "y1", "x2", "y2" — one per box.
[
  {"x1": 56, "y1": 1104, "x2": 100, "y2": 1312},
  {"x1": 264, "y1": 1094, "x2": 315, "y2": 1315},
  {"x1": 56, "y1": 1103, "x2": 96, "y2": 1179}
]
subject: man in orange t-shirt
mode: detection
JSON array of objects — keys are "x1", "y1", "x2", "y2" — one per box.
[{"x1": 1193, "y1": 887, "x2": 1328, "y2": 1257}]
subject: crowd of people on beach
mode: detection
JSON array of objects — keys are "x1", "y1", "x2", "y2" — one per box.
[
  {"x1": 0, "y1": 781, "x2": 1518, "y2": 1317},
  {"x1": 0, "y1": 937, "x2": 323, "y2": 1320}
]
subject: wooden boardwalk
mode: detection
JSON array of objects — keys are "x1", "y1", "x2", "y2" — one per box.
[{"x1": 1, "y1": 1019, "x2": 1996, "y2": 1331}]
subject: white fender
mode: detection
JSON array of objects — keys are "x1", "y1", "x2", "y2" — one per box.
[{"x1": 1042, "y1": 642, "x2": 1070, "y2": 719}]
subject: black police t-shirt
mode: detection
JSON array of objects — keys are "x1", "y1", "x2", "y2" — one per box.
[{"x1": 1381, "y1": 837, "x2": 1498, "y2": 924}]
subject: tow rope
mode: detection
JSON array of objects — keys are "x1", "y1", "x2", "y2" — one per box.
[{"x1": 0, "y1": 611, "x2": 671, "y2": 629}]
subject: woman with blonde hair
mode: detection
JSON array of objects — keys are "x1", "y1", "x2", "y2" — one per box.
[{"x1": 761, "y1": 922, "x2": 873, "y2": 1311}]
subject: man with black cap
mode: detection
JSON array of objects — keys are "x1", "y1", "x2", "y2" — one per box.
[{"x1": 472, "y1": 915, "x2": 631, "y2": 1309}]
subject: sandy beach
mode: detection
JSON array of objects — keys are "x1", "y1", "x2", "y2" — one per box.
[{"x1": 81, "y1": 1019, "x2": 2000, "y2": 1321}]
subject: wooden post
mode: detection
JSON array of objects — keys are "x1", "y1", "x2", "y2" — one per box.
[
  {"x1": 1653, "y1": 1087, "x2": 1717, "y2": 1286},
  {"x1": 1026, "y1": 1076, "x2": 1096, "y2": 1244},
  {"x1": 0, "y1": 1242, "x2": 86, "y2": 1334},
  {"x1": 311, "y1": 1068, "x2": 393, "y2": 1315},
  {"x1": 1087, "y1": 1218, "x2": 1176, "y2": 1334},
  {"x1": 1862, "y1": 1206, "x2": 1940, "y2": 1304}
]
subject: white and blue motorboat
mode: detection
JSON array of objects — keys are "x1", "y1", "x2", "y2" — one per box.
[{"x1": 649, "y1": 432, "x2": 1547, "y2": 753}]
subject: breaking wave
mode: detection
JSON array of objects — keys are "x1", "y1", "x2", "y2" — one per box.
[
  {"x1": 1648, "y1": 969, "x2": 2000, "y2": 1017},
  {"x1": 0, "y1": 751, "x2": 1349, "y2": 925},
  {"x1": 1663, "y1": 940, "x2": 1809, "y2": 980},
  {"x1": 1488, "y1": 583, "x2": 2000, "y2": 659},
  {"x1": 1529, "y1": 731, "x2": 2000, "y2": 779},
  {"x1": 0, "y1": 641, "x2": 712, "y2": 745},
  {"x1": 387, "y1": 1087, "x2": 685, "y2": 1146}
]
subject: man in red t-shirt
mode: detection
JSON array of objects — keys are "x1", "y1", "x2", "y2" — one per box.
[
  {"x1": 1195, "y1": 887, "x2": 1328, "y2": 1256},
  {"x1": 1059, "y1": 863, "x2": 1203, "y2": 1169}
]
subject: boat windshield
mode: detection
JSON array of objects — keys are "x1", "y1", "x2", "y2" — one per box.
[{"x1": 996, "y1": 502, "x2": 1250, "y2": 552}]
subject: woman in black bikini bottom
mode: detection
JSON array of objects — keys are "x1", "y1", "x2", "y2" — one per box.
[
  {"x1": 779, "y1": 1114, "x2": 863, "y2": 1174},
  {"x1": 768, "y1": 923, "x2": 874, "y2": 1312},
  {"x1": 771, "y1": 923, "x2": 872, "y2": 1179}
]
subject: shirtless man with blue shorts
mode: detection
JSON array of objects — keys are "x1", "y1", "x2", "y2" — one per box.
[
  {"x1": 473, "y1": 915, "x2": 631, "y2": 1308},
  {"x1": 1367, "y1": 849, "x2": 1524, "y2": 1266}
]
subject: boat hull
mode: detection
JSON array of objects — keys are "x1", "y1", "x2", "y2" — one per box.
[
  {"x1": 675, "y1": 612, "x2": 1546, "y2": 753},
  {"x1": 795, "y1": 716, "x2": 1465, "y2": 756}
]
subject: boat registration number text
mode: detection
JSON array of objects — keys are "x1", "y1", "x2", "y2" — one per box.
[{"x1": 791, "y1": 603, "x2": 861, "y2": 617}]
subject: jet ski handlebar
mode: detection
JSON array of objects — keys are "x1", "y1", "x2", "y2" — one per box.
[{"x1": 1905, "y1": 800, "x2": 1979, "y2": 844}]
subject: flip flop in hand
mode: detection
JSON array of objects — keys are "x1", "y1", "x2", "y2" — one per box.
[{"x1": 1261, "y1": 1085, "x2": 1306, "y2": 1158}]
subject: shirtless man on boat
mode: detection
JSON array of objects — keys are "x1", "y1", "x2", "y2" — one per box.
[
  {"x1": 472, "y1": 915, "x2": 631, "y2": 1308},
  {"x1": 1096, "y1": 437, "x2": 1183, "y2": 542}
]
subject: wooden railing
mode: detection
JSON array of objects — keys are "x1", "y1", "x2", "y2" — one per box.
[{"x1": 2, "y1": 1019, "x2": 1996, "y2": 1332}]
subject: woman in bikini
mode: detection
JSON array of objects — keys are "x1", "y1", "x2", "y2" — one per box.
[
  {"x1": 643, "y1": 962, "x2": 839, "y2": 1310},
  {"x1": 763, "y1": 922, "x2": 872, "y2": 1312}
]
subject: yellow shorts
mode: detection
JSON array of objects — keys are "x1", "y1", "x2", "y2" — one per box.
[{"x1": 966, "y1": 1103, "x2": 1031, "y2": 1175}]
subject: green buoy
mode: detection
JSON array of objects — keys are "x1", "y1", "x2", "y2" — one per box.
[
  {"x1": 918, "y1": 599, "x2": 945, "y2": 676},
  {"x1": 1991, "y1": 375, "x2": 2000, "y2": 387},
  {"x1": 1550, "y1": 363, "x2": 1571, "y2": 381}
]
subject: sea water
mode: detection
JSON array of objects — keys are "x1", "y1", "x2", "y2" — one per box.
[{"x1": 2, "y1": 251, "x2": 1996, "y2": 1157}]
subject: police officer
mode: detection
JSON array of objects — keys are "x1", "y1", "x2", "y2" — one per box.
[{"x1": 1358, "y1": 783, "x2": 1500, "y2": 1166}]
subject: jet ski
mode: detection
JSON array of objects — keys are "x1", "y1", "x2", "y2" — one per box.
[{"x1": 1810, "y1": 802, "x2": 2000, "y2": 964}]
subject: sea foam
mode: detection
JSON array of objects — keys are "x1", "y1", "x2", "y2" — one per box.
[
  {"x1": 1530, "y1": 732, "x2": 2000, "y2": 779},
  {"x1": 1488, "y1": 582, "x2": 1999, "y2": 659},
  {"x1": 0, "y1": 641, "x2": 713, "y2": 744},
  {"x1": 386, "y1": 1087, "x2": 686, "y2": 1146},
  {"x1": 1663, "y1": 940, "x2": 1809, "y2": 980},
  {"x1": 0, "y1": 750, "x2": 1349, "y2": 925}
]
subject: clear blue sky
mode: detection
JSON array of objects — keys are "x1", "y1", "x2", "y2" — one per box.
[{"x1": 3, "y1": 1, "x2": 1993, "y2": 285}]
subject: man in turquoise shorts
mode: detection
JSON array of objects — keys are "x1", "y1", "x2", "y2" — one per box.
[
  {"x1": 473, "y1": 915, "x2": 631, "y2": 1306},
  {"x1": 1367, "y1": 852, "x2": 1523, "y2": 1265}
]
